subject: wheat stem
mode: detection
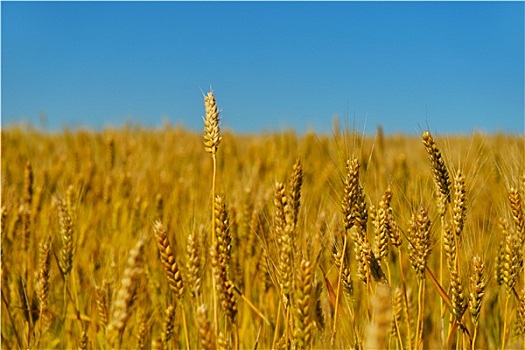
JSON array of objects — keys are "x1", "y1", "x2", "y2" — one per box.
[
  {"x1": 397, "y1": 248, "x2": 412, "y2": 350},
  {"x1": 181, "y1": 306, "x2": 190, "y2": 350},
  {"x1": 331, "y1": 235, "x2": 347, "y2": 345},
  {"x1": 501, "y1": 293, "x2": 510, "y2": 350},
  {"x1": 415, "y1": 278, "x2": 425, "y2": 350}
]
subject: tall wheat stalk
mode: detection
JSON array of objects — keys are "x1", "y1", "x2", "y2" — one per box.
[
  {"x1": 203, "y1": 90, "x2": 222, "y2": 330},
  {"x1": 55, "y1": 190, "x2": 75, "y2": 321},
  {"x1": 422, "y1": 131, "x2": 452, "y2": 343}
]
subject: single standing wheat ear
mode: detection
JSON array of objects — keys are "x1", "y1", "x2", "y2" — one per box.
[
  {"x1": 153, "y1": 220, "x2": 185, "y2": 301},
  {"x1": 186, "y1": 229, "x2": 202, "y2": 299},
  {"x1": 452, "y1": 171, "x2": 467, "y2": 236},
  {"x1": 422, "y1": 131, "x2": 451, "y2": 213},
  {"x1": 469, "y1": 255, "x2": 486, "y2": 349},
  {"x1": 56, "y1": 197, "x2": 74, "y2": 278},
  {"x1": 203, "y1": 91, "x2": 221, "y2": 155},
  {"x1": 408, "y1": 208, "x2": 432, "y2": 279}
]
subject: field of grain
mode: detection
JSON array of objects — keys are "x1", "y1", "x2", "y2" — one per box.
[{"x1": 2, "y1": 92, "x2": 524, "y2": 349}]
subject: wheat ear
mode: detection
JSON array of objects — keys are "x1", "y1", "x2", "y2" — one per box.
[
  {"x1": 333, "y1": 158, "x2": 360, "y2": 345},
  {"x1": 293, "y1": 258, "x2": 314, "y2": 350},
  {"x1": 515, "y1": 288, "x2": 525, "y2": 336},
  {"x1": 468, "y1": 255, "x2": 486, "y2": 349},
  {"x1": 452, "y1": 171, "x2": 467, "y2": 237},
  {"x1": 54, "y1": 193, "x2": 75, "y2": 322},
  {"x1": 197, "y1": 304, "x2": 216, "y2": 350},
  {"x1": 95, "y1": 279, "x2": 111, "y2": 330},
  {"x1": 443, "y1": 224, "x2": 466, "y2": 323},
  {"x1": 153, "y1": 220, "x2": 189, "y2": 349},
  {"x1": 186, "y1": 229, "x2": 202, "y2": 299},
  {"x1": 203, "y1": 90, "x2": 221, "y2": 155},
  {"x1": 211, "y1": 195, "x2": 237, "y2": 323},
  {"x1": 422, "y1": 131, "x2": 451, "y2": 344},
  {"x1": 107, "y1": 238, "x2": 144, "y2": 347},
  {"x1": 288, "y1": 158, "x2": 303, "y2": 228},
  {"x1": 57, "y1": 196, "x2": 74, "y2": 278},
  {"x1": 153, "y1": 220, "x2": 184, "y2": 300},
  {"x1": 275, "y1": 182, "x2": 293, "y2": 308},
  {"x1": 36, "y1": 237, "x2": 52, "y2": 333},
  {"x1": 407, "y1": 208, "x2": 432, "y2": 348},
  {"x1": 500, "y1": 215, "x2": 522, "y2": 350},
  {"x1": 341, "y1": 159, "x2": 360, "y2": 232},
  {"x1": 375, "y1": 188, "x2": 393, "y2": 262},
  {"x1": 422, "y1": 131, "x2": 451, "y2": 211},
  {"x1": 333, "y1": 241, "x2": 354, "y2": 305},
  {"x1": 509, "y1": 187, "x2": 525, "y2": 239},
  {"x1": 136, "y1": 310, "x2": 149, "y2": 350},
  {"x1": 161, "y1": 304, "x2": 176, "y2": 349},
  {"x1": 77, "y1": 330, "x2": 88, "y2": 350},
  {"x1": 391, "y1": 287, "x2": 405, "y2": 350}
]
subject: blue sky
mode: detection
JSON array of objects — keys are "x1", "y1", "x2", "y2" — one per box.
[{"x1": 2, "y1": 1, "x2": 524, "y2": 135}]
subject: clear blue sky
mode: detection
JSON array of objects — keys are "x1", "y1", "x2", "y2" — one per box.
[{"x1": 2, "y1": 1, "x2": 524, "y2": 135}]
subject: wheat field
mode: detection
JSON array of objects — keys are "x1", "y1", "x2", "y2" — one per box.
[{"x1": 2, "y1": 91, "x2": 524, "y2": 349}]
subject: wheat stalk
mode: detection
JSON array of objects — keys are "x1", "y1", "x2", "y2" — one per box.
[
  {"x1": 203, "y1": 91, "x2": 221, "y2": 155},
  {"x1": 333, "y1": 242, "x2": 354, "y2": 305},
  {"x1": 202, "y1": 89, "x2": 222, "y2": 330},
  {"x1": 136, "y1": 310, "x2": 149, "y2": 350},
  {"x1": 22, "y1": 162, "x2": 33, "y2": 273},
  {"x1": 153, "y1": 220, "x2": 184, "y2": 301},
  {"x1": 391, "y1": 287, "x2": 406, "y2": 350},
  {"x1": 36, "y1": 236, "x2": 52, "y2": 335},
  {"x1": 210, "y1": 194, "x2": 237, "y2": 348},
  {"x1": 452, "y1": 171, "x2": 467, "y2": 237},
  {"x1": 365, "y1": 283, "x2": 392, "y2": 349},
  {"x1": 275, "y1": 182, "x2": 293, "y2": 308},
  {"x1": 342, "y1": 159, "x2": 360, "y2": 232},
  {"x1": 293, "y1": 258, "x2": 314, "y2": 350},
  {"x1": 77, "y1": 330, "x2": 88, "y2": 350},
  {"x1": 153, "y1": 220, "x2": 190, "y2": 349},
  {"x1": 36, "y1": 237, "x2": 51, "y2": 312},
  {"x1": 443, "y1": 224, "x2": 466, "y2": 332},
  {"x1": 186, "y1": 229, "x2": 202, "y2": 299},
  {"x1": 375, "y1": 188, "x2": 394, "y2": 262},
  {"x1": 351, "y1": 181, "x2": 373, "y2": 285},
  {"x1": 161, "y1": 304, "x2": 176, "y2": 349},
  {"x1": 288, "y1": 158, "x2": 303, "y2": 228},
  {"x1": 422, "y1": 131, "x2": 451, "y2": 212},
  {"x1": 407, "y1": 207, "x2": 432, "y2": 348},
  {"x1": 509, "y1": 187, "x2": 525, "y2": 250},
  {"x1": 107, "y1": 238, "x2": 144, "y2": 347},
  {"x1": 468, "y1": 255, "x2": 486, "y2": 349},
  {"x1": 197, "y1": 304, "x2": 216, "y2": 350},
  {"x1": 515, "y1": 288, "x2": 525, "y2": 336},
  {"x1": 56, "y1": 197, "x2": 74, "y2": 278},
  {"x1": 95, "y1": 280, "x2": 110, "y2": 329},
  {"x1": 499, "y1": 215, "x2": 521, "y2": 350}
]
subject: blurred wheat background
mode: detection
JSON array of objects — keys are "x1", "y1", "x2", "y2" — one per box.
[{"x1": 1, "y1": 92, "x2": 524, "y2": 349}]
